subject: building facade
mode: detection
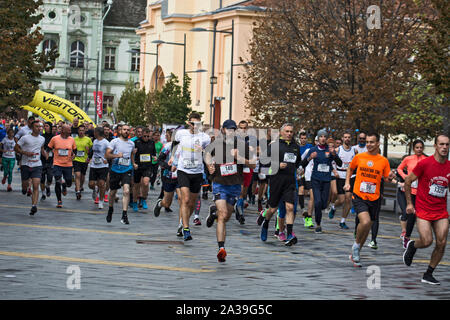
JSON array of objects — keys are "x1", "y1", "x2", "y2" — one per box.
[
  {"x1": 137, "y1": 0, "x2": 265, "y2": 128},
  {"x1": 37, "y1": 0, "x2": 146, "y2": 123}
]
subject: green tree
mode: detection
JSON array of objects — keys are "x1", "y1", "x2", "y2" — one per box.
[
  {"x1": 117, "y1": 80, "x2": 147, "y2": 126},
  {"x1": 154, "y1": 73, "x2": 192, "y2": 125},
  {"x1": 0, "y1": 0, "x2": 57, "y2": 113}
]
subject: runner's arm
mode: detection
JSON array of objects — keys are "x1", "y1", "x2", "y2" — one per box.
[
  {"x1": 396, "y1": 159, "x2": 408, "y2": 180},
  {"x1": 404, "y1": 172, "x2": 418, "y2": 208}
]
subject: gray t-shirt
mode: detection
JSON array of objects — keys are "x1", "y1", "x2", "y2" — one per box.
[
  {"x1": 91, "y1": 138, "x2": 110, "y2": 169},
  {"x1": 1, "y1": 137, "x2": 16, "y2": 159},
  {"x1": 17, "y1": 134, "x2": 45, "y2": 167},
  {"x1": 174, "y1": 129, "x2": 211, "y2": 174}
]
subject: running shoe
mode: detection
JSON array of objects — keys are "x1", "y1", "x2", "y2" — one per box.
[
  {"x1": 104, "y1": 194, "x2": 109, "y2": 203},
  {"x1": 278, "y1": 232, "x2": 287, "y2": 242},
  {"x1": 315, "y1": 226, "x2": 322, "y2": 234},
  {"x1": 29, "y1": 206, "x2": 37, "y2": 216},
  {"x1": 339, "y1": 222, "x2": 349, "y2": 229},
  {"x1": 41, "y1": 194, "x2": 46, "y2": 201},
  {"x1": 176, "y1": 225, "x2": 183, "y2": 237},
  {"x1": 421, "y1": 273, "x2": 440, "y2": 285},
  {"x1": 138, "y1": 198, "x2": 143, "y2": 208},
  {"x1": 1, "y1": 176, "x2": 6, "y2": 184},
  {"x1": 235, "y1": 202, "x2": 243, "y2": 221},
  {"x1": 328, "y1": 207, "x2": 336, "y2": 219},
  {"x1": 121, "y1": 214, "x2": 130, "y2": 225},
  {"x1": 95, "y1": 196, "x2": 99, "y2": 204},
  {"x1": 239, "y1": 215, "x2": 245, "y2": 225},
  {"x1": 260, "y1": 225, "x2": 268, "y2": 242},
  {"x1": 305, "y1": 217, "x2": 314, "y2": 229},
  {"x1": 368, "y1": 240, "x2": 378, "y2": 250},
  {"x1": 217, "y1": 247, "x2": 227, "y2": 263},
  {"x1": 403, "y1": 240, "x2": 416, "y2": 266},
  {"x1": 403, "y1": 237, "x2": 410, "y2": 250},
  {"x1": 76, "y1": 192, "x2": 81, "y2": 200},
  {"x1": 165, "y1": 207, "x2": 173, "y2": 213},
  {"x1": 350, "y1": 246, "x2": 361, "y2": 267},
  {"x1": 98, "y1": 202, "x2": 104, "y2": 210},
  {"x1": 141, "y1": 199, "x2": 148, "y2": 210},
  {"x1": 206, "y1": 205, "x2": 217, "y2": 228},
  {"x1": 46, "y1": 187, "x2": 50, "y2": 197},
  {"x1": 131, "y1": 202, "x2": 138, "y2": 212},
  {"x1": 92, "y1": 190, "x2": 97, "y2": 201},
  {"x1": 62, "y1": 184, "x2": 67, "y2": 196},
  {"x1": 7, "y1": 185, "x2": 12, "y2": 192},
  {"x1": 106, "y1": 207, "x2": 113, "y2": 223},
  {"x1": 153, "y1": 199, "x2": 162, "y2": 217},
  {"x1": 56, "y1": 201, "x2": 62, "y2": 208},
  {"x1": 193, "y1": 218, "x2": 202, "y2": 226},
  {"x1": 400, "y1": 231, "x2": 406, "y2": 240},
  {"x1": 285, "y1": 234, "x2": 298, "y2": 246},
  {"x1": 256, "y1": 209, "x2": 266, "y2": 226},
  {"x1": 183, "y1": 228, "x2": 193, "y2": 241}
]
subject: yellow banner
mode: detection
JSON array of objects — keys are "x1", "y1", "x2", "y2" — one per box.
[
  {"x1": 21, "y1": 105, "x2": 64, "y2": 124},
  {"x1": 30, "y1": 90, "x2": 95, "y2": 126}
]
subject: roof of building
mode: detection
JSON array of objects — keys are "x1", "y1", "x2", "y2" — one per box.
[{"x1": 103, "y1": 0, "x2": 148, "y2": 28}]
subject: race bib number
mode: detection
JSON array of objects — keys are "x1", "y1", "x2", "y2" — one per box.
[
  {"x1": 171, "y1": 170, "x2": 178, "y2": 179},
  {"x1": 360, "y1": 181, "x2": 376, "y2": 194},
  {"x1": 93, "y1": 157, "x2": 103, "y2": 165},
  {"x1": 59, "y1": 149, "x2": 69, "y2": 156},
  {"x1": 258, "y1": 173, "x2": 266, "y2": 180},
  {"x1": 4, "y1": 151, "x2": 14, "y2": 157},
  {"x1": 48, "y1": 151, "x2": 53, "y2": 157},
  {"x1": 183, "y1": 159, "x2": 199, "y2": 169},
  {"x1": 29, "y1": 153, "x2": 40, "y2": 162},
  {"x1": 429, "y1": 184, "x2": 447, "y2": 198},
  {"x1": 118, "y1": 157, "x2": 130, "y2": 166},
  {"x1": 342, "y1": 162, "x2": 350, "y2": 169},
  {"x1": 243, "y1": 167, "x2": 251, "y2": 173},
  {"x1": 140, "y1": 154, "x2": 151, "y2": 162},
  {"x1": 284, "y1": 153, "x2": 297, "y2": 163},
  {"x1": 76, "y1": 150, "x2": 85, "y2": 157},
  {"x1": 318, "y1": 163, "x2": 330, "y2": 173},
  {"x1": 220, "y1": 163, "x2": 238, "y2": 176},
  {"x1": 411, "y1": 180, "x2": 418, "y2": 189}
]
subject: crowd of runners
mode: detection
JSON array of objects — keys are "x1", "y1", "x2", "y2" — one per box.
[{"x1": 0, "y1": 114, "x2": 448, "y2": 285}]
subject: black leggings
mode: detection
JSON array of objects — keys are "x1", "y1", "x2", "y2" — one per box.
[
  {"x1": 398, "y1": 190, "x2": 416, "y2": 237},
  {"x1": 150, "y1": 164, "x2": 159, "y2": 186}
]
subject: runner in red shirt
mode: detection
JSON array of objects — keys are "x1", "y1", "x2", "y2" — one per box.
[{"x1": 403, "y1": 134, "x2": 450, "y2": 285}]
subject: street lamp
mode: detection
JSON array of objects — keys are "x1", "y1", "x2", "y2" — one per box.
[
  {"x1": 191, "y1": 20, "x2": 234, "y2": 125},
  {"x1": 152, "y1": 34, "x2": 186, "y2": 88},
  {"x1": 126, "y1": 48, "x2": 158, "y2": 91}
]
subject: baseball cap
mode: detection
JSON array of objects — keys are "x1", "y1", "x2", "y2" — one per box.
[{"x1": 222, "y1": 120, "x2": 237, "y2": 129}]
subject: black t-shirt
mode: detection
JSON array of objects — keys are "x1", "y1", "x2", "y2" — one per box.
[
  {"x1": 135, "y1": 139, "x2": 156, "y2": 169},
  {"x1": 208, "y1": 137, "x2": 251, "y2": 185}
]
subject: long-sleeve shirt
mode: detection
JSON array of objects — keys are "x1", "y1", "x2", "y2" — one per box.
[
  {"x1": 397, "y1": 154, "x2": 427, "y2": 195},
  {"x1": 303, "y1": 145, "x2": 343, "y2": 182}
]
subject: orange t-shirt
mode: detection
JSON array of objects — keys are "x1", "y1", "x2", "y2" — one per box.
[
  {"x1": 396, "y1": 154, "x2": 427, "y2": 195},
  {"x1": 350, "y1": 152, "x2": 391, "y2": 201},
  {"x1": 48, "y1": 135, "x2": 77, "y2": 167}
]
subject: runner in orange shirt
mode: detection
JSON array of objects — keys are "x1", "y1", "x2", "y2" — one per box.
[{"x1": 344, "y1": 132, "x2": 395, "y2": 267}]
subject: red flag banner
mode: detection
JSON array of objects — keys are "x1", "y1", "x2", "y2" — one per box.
[{"x1": 94, "y1": 91, "x2": 103, "y2": 119}]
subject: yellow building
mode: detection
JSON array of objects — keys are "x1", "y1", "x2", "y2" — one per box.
[{"x1": 136, "y1": 0, "x2": 265, "y2": 128}]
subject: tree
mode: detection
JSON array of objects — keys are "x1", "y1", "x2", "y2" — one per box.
[
  {"x1": 244, "y1": 0, "x2": 434, "y2": 135},
  {"x1": 415, "y1": 0, "x2": 449, "y2": 135},
  {"x1": 117, "y1": 80, "x2": 147, "y2": 126},
  {"x1": 153, "y1": 73, "x2": 192, "y2": 125},
  {"x1": 0, "y1": 0, "x2": 57, "y2": 113}
]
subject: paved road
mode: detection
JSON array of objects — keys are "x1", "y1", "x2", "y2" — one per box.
[{"x1": 0, "y1": 171, "x2": 448, "y2": 300}]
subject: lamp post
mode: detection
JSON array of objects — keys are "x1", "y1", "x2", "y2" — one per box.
[
  {"x1": 191, "y1": 20, "x2": 234, "y2": 125},
  {"x1": 152, "y1": 34, "x2": 186, "y2": 88},
  {"x1": 126, "y1": 48, "x2": 158, "y2": 91}
]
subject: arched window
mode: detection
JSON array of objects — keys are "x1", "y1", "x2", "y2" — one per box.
[
  {"x1": 43, "y1": 39, "x2": 58, "y2": 67},
  {"x1": 70, "y1": 41, "x2": 85, "y2": 68},
  {"x1": 150, "y1": 66, "x2": 165, "y2": 91}
]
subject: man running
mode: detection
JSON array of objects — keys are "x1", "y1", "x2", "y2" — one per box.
[
  {"x1": 402, "y1": 134, "x2": 449, "y2": 285},
  {"x1": 170, "y1": 113, "x2": 211, "y2": 241},
  {"x1": 105, "y1": 124, "x2": 136, "y2": 224},
  {"x1": 1, "y1": 128, "x2": 16, "y2": 192},
  {"x1": 73, "y1": 124, "x2": 93, "y2": 200},
  {"x1": 88, "y1": 127, "x2": 110, "y2": 209},
  {"x1": 132, "y1": 128, "x2": 156, "y2": 212},
  {"x1": 258, "y1": 123, "x2": 302, "y2": 246},
  {"x1": 298, "y1": 131, "x2": 313, "y2": 215},
  {"x1": 40, "y1": 122, "x2": 54, "y2": 200},
  {"x1": 48, "y1": 124, "x2": 77, "y2": 208},
  {"x1": 344, "y1": 132, "x2": 394, "y2": 267},
  {"x1": 205, "y1": 120, "x2": 254, "y2": 262},
  {"x1": 329, "y1": 131, "x2": 355, "y2": 229},
  {"x1": 14, "y1": 120, "x2": 47, "y2": 215}
]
